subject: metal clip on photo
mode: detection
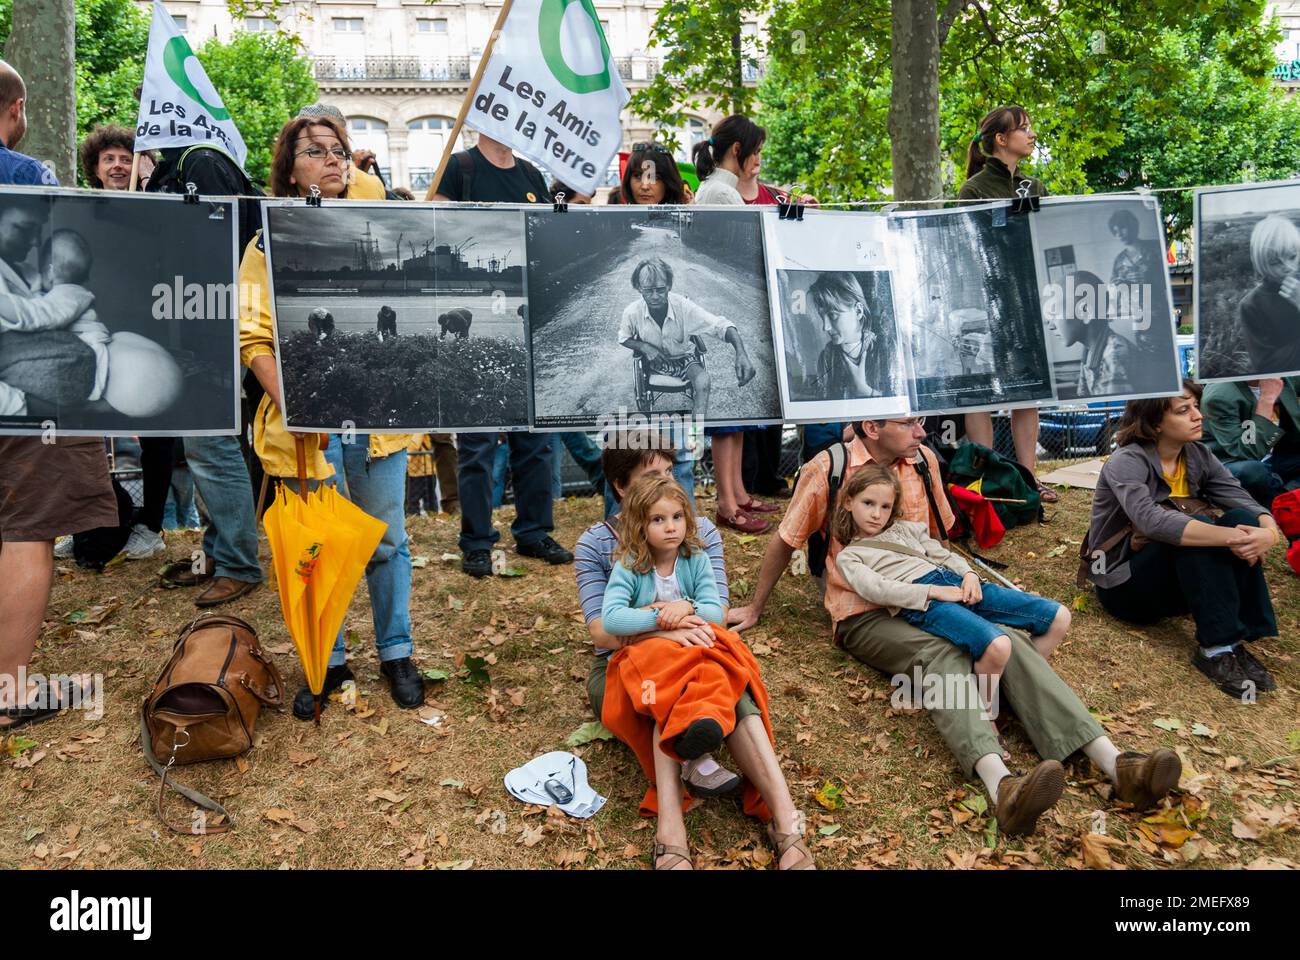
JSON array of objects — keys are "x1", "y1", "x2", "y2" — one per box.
[
  {"x1": 553, "y1": 191, "x2": 568, "y2": 213},
  {"x1": 306, "y1": 184, "x2": 323, "y2": 207},
  {"x1": 1009, "y1": 180, "x2": 1040, "y2": 215},
  {"x1": 183, "y1": 182, "x2": 199, "y2": 205},
  {"x1": 777, "y1": 200, "x2": 805, "y2": 221}
]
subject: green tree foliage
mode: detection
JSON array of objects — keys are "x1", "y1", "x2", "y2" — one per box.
[
  {"x1": 630, "y1": 0, "x2": 1300, "y2": 230},
  {"x1": 0, "y1": 0, "x2": 316, "y2": 184},
  {"x1": 191, "y1": 30, "x2": 317, "y2": 184}
]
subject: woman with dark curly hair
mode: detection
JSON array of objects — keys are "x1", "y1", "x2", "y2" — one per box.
[{"x1": 78, "y1": 125, "x2": 154, "y2": 190}]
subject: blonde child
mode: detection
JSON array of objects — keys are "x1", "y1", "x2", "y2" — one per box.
[
  {"x1": 601, "y1": 473, "x2": 726, "y2": 757},
  {"x1": 1240, "y1": 214, "x2": 1300, "y2": 375},
  {"x1": 833, "y1": 465, "x2": 1071, "y2": 722}
]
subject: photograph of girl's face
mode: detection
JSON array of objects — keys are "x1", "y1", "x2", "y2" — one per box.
[
  {"x1": 1263, "y1": 243, "x2": 1300, "y2": 283},
  {"x1": 818, "y1": 297, "x2": 865, "y2": 349},
  {"x1": 1109, "y1": 218, "x2": 1138, "y2": 246}
]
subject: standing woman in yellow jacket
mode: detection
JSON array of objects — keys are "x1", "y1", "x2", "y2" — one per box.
[{"x1": 240, "y1": 114, "x2": 426, "y2": 718}]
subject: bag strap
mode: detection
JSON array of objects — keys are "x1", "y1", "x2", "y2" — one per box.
[
  {"x1": 455, "y1": 150, "x2": 474, "y2": 200},
  {"x1": 1076, "y1": 524, "x2": 1133, "y2": 589},
  {"x1": 853, "y1": 537, "x2": 931, "y2": 562},
  {"x1": 139, "y1": 709, "x2": 233, "y2": 835},
  {"x1": 819, "y1": 441, "x2": 849, "y2": 544},
  {"x1": 912, "y1": 456, "x2": 951, "y2": 542}
]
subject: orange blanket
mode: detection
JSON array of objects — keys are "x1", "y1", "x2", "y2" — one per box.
[{"x1": 601, "y1": 624, "x2": 774, "y2": 819}]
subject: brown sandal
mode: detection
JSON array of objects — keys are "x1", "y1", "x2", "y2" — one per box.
[
  {"x1": 652, "y1": 841, "x2": 693, "y2": 870},
  {"x1": 766, "y1": 822, "x2": 816, "y2": 870}
]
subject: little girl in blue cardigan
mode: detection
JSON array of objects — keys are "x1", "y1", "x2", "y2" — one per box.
[{"x1": 601, "y1": 473, "x2": 727, "y2": 756}]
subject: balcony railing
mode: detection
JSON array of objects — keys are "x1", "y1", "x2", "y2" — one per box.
[
  {"x1": 314, "y1": 55, "x2": 765, "y2": 85},
  {"x1": 314, "y1": 57, "x2": 474, "y2": 82}
]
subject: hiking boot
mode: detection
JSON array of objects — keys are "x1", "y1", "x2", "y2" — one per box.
[
  {"x1": 195, "y1": 576, "x2": 260, "y2": 608},
  {"x1": 380, "y1": 657, "x2": 425, "y2": 709},
  {"x1": 994, "y1": 759, "x2": 1065, "y2": 837},
  {"x1": 462, "y1": 549, "x2": 492, "y2": 578},
  {"x1": 1114, "y1": 749, "x2": 1181, "y2": 809},
  {"x1": 1233, "y1": 646, "x2": 1277, "y2": 692},
  {"x1": 517, "y1": 536, "x2": 573, "y2": 565},
  {"x1": 1192, "y1": 648, "x2": 1256, "y2": 699},
  {"x1": 53, "y1": 536, "x2": 74, "y2": 559},
  {"x1": 681, "y1": 755, "x2": 742, "y2": 797},
  {"x1": 123, "y1": 524, "x2": 166, "y2": 560},
  {"x1": 293, "y1": 663, "x2": 355, "y2": 720}
]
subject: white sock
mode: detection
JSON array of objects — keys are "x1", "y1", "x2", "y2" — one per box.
[
  {"x1": 1083, "y1": 736, "x2": 1121, "y2": 781},
  {"x1": 975, "y1": 753, "x2": 1012, "y2": 801}
]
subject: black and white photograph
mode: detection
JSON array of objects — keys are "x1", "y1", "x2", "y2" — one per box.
[
  {"x1": 525, "y1": 206, "x2": 781, "y2": 429},
  {"x1": 763, "y1": 210, "x2": 908, "y2": 421},
  {"x1": 0, "y1": 187, "x2": 239, "y2": 436},
  {"x1": 894, "y1": 204, "x2": 1053, "y2": 414},
  {"x1": 264, "y1": 202, "x2": 530, "y2": 432},
  {"x1": 1032, "y1": 196, "x2": 1181, "y2": 402},
  {"x1": 1195, "y1": 180, "x2": 1300, "y2": 382}
]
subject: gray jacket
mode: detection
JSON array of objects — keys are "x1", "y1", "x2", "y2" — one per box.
[{"x1": 1085, "y1": 441, "x2": 1265, "y2": 588}]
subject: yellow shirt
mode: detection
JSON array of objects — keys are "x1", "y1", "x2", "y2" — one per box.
[
  {"x1": 238, "y1": 235, "x2": 413, "y2": 479},
  {"x1": 348, "y1": 164, "x2": 386, "y2": 200},
  {"x1": 1163, "y1": 454, "x2": 1190, "y2": 497}
]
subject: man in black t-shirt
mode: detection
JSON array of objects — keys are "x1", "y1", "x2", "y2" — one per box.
[{"x1": 434, "y1": 134, "x2": 572, "y2": 577}]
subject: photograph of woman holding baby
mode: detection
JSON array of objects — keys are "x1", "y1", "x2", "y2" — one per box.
[{"x1": 0, "y1": 189, "x2": 239, "y2": 435}]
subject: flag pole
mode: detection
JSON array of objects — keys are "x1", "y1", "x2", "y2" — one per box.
[
  {"x1": 423, "y1": 0, "x2": 516, "y2": 200},
  {"x1": 127, "y1": 152, "x2": 142, "y2": 192}
]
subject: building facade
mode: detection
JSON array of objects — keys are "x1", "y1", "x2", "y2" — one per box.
[
  {"x1": 143, "y1": 0, "x2": 764, "y2": 192},
  {"x1": 1270, "y1": 1, "x2": 1300, "y2": 88}
]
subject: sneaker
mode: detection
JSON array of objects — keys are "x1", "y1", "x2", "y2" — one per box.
[
  {"x1": 1192, "y1": 648, "x2": 1256, "y2": 699},
  {"x1": 681, "y1": 755, "x2": 742, "y2": 797},
  {"x1": 123, "y1": 524, "x2": 165, "y2": 560},
  {"x1": 462, "y1": 549, "x2": 492, "y2": 578},
  {"x1": 1114, "y1": 749, "x2": 1181, "y2": 809},
  {"x1": 517, "y1": 536, "x2": 573, "y2": 565},
  {"x1": 53, "y1": 536, "x2": 74, "y2": 559},
  {"x1": 292, "y1": 663, "x2": 355, "y2": 720},
  {"x1": 1233, "y1": 646, "x2": 1277, "y2": 692},
  {"x1": 379, "y1": 657, "x2": 426, "y2": 709},
  {"x1": 994, "y1": 759, "x2": 1065, "y2": 837}
]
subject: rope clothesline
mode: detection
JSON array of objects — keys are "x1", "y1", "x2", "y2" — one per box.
[{"x1": 803, "y1": 180, "x2": 1278, "y2": 209}]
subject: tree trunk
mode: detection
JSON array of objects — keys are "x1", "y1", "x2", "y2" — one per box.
[
  {"x1": 888, "y1": 0, "x2": 943, "y2": 203},
  {"x1": 3, "y1": 0, "x2": 76, "y2": 186},
  {"x1": 731, "y1": 28, "x2": 743, "y2": 115}
]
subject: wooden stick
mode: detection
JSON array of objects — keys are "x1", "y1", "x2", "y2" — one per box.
[
  {"x1": 127, "y1": 152, "x2": 142, "y2": 192},
  {"x1": 293, "y1": 436, "x2": 321, "y2": 724},
  {"x1": 979, "y1": 496, "x2": 1028, "y2": 504},
  {"x1": 423, "y1": 0, "x2": 516, "y2": 200}
]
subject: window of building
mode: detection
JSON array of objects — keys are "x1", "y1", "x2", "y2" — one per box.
[
  {"x1": 417, "y1": 18, "x2": 449, "y2": 34},
  {"x1": 172, "y1": 14, "x2": 187, "y2": 32},
  {"x1": 244, "y1": 17, "x2": 277, "y2": 32},
  {"x1": 347, "y1": 117, "x2": 391, "y2": 177},
  {"x1": 408, "y1": 117, "x2": 462, "y2": 192},
  {"x1": 661, "y1": 117, "x2": 708, "y2": 162},
  {"x1": 333, "y1": 18, "x2": 364, "y2": 33}
]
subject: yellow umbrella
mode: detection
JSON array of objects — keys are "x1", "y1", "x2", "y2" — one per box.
[{"x1": 264, "y1": 441, "x2": 387, "y2": 722}]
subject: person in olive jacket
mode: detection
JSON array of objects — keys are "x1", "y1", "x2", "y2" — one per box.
[
  {"x1": 956, "y1": 106, "x2": 1056, "y2": 503},
  {"x1": 1199, "y1": 376, "x2": 1300, "y2": 507}
]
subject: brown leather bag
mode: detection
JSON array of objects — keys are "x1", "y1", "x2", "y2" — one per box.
[{"x1": 141, "y1": 614, "x2": 285, "y2": 833}]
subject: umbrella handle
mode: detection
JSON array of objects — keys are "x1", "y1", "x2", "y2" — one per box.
[{"x1": 294, "y1": 436, "x2": 310, "y2": 501}]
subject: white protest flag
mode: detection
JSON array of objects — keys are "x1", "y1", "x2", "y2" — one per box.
[
  {"x1": 134, "y1": 0, "x2": 248, "y2": 167},
  {"x1": 465, "y1": 0, "x2": 629, "y2": 195}
]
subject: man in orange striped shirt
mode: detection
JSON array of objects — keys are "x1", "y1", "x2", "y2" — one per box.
[{"x1": 728, "y1": 416, "x2": 1180, "y2": 836}]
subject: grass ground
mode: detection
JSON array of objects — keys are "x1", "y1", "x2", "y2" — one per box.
[{"x1": 3, "y1": 476, "x2": 1297, "y2": 870}]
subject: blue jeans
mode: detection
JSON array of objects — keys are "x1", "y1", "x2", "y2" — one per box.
[
  {"x1": 183, "y1": 433, "x2": 262, "y2": 583},
  {"x1": 1225, "y1": 460, "x2": 1283, "y2": 509},
  {"x1": 285, "y1": 436, "x2": 413, "y2": 667},
  {"x1": 900, "y1": 569, "x2": 1062, "y2": 659},
  {"x1": 553, "y1": 432, "x2": 605, "y2": 500},
  {"x1": 492, "y1": 439, "x2": 510, "y2": 508},
  {"x1": 458, "y1": 430, "x2": 554, "y2": 553},
  {"x1": 163, "y1": 465, "x2": 201, "y2": 529}
]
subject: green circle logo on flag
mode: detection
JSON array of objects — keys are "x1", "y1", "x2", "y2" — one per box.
[
  {"x1": 538, "y1": 0, "x2": 611, "y2": 94},
  {"x1": 163, "y1": 36, "x2": 231, "y2": 121}
]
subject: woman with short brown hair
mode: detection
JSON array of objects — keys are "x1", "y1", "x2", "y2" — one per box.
[{"x1": 1085, "y1": 382, "x2": 1282, "y2": 697}]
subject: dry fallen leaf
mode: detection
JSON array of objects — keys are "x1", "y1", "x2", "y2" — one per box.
[{"x1": 1081, "y1": 831, "x2": 1125, "y2": 870}]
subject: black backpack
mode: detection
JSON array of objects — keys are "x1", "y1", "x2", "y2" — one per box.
[{"x1": 150, "y1": 145, "x2": 266, "y2": 253}]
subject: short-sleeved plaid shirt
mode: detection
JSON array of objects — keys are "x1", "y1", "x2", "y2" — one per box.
[{"x1": 778, "y1": 438, "x2": 955, "y2": 633}]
